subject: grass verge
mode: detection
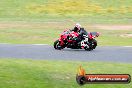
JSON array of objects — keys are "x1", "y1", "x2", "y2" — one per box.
[
  {"x1": 0, "y1": 0, "x2": 131, "y2": 24},
  {"x1": 0, "y1": 59, "x2": 131, "y2": 88},
  {"x1": 0, "y1": 23, "x2": 132, "y2": 46}
]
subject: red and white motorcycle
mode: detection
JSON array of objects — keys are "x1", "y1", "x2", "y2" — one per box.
[{"x1": 54, "y1": 30, "x2": 100, "y2": 51}]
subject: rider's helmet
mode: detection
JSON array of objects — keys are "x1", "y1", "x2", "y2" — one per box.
[{"x1": 74, "y1": 23, "x2": 81, "y2": 32}]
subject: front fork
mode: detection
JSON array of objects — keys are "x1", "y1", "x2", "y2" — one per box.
[{"x1": 59, "y1": 38, "x2": 64, "y2": 46}]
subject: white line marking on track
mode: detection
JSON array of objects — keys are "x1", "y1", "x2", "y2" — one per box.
[
  {"x1": 31, "y1": 44, "x2": 48, "y2": 45},
  {"x1": 0, "y1": 43, "x2": 11, "y2": 44},
  {"x1": 123, "y1": 46, "x2": 132, "y2": 47},
  {"x1": 0, "y1": 43, "x2": 49, "y2": 45}
]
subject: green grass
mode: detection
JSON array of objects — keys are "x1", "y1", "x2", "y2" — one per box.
[
  {"x1": 0, "y1": 0, "x2": 131, "y2": 23},
  {"x1": 98, "y1": 30, "x2": 132, "y2": 46},
  {"x1": 0, "y1": 0, "x2": 131, "y2": 45},
  {"x1": 0, "y1": 1, "x2": 131, "y2": 88},
  {"x1": 0, "y1": 28, "x2": 60, "y2": 44},
  {"x1": 0, "y1": 59, "x2": 131, "y2": 88},
  {"x1": 0, "y1": 22, "x2": 132, "y2": 46}
]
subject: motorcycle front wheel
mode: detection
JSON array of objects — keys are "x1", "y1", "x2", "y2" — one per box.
[{"x1": 54, "y1": 40, "x2": 63, "y2": 50}]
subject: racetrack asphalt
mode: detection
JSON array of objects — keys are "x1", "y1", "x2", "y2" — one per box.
[{"x1": 0, "y1": 44, "x2": 132, "y2": 63}]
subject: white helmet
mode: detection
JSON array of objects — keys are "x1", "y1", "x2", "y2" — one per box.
[{"x1": 75, "y1": 23, "x2": 81, "y2": 30}]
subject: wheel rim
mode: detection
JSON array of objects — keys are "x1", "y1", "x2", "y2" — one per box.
[
  {"x1": 92, "y1": 42, "x2": 97, "y2": 49},
  {"x1": 56, "y1": 42, "x2": 61, "y2": 49}
]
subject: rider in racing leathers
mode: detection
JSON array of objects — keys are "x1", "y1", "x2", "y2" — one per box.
[{"x1": 71, "y1": 23, "x2": 89, "y2": 48}]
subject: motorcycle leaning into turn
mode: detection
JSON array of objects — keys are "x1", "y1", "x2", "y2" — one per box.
[{"x1": 54, "y1": 29, "x2": 100, "y2": 51}]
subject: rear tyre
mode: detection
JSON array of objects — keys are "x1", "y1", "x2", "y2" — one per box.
[
  {"x1": 54, "y1": 40, "x2": 63, "y2": 50},
  {"x1": 84, "y1": 46, "x2": 93, "y2": 51},
  {"x1": 84, "y1": 39, "x2": 97, "y2": 51}
]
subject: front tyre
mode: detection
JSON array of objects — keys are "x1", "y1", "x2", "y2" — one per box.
[{"x1": 54, "y1": 40, "x2": 63, "y2": 50}]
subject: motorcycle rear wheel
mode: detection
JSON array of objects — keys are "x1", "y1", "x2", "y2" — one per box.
[
  {"x1": 84, "y1": 46, "x2": 93, "y2": 51},
  {"x1": 84, "y1": 39, "x2": 97, "y2": 51},
  {"x1": 91, "y1": 39, "x2": 97, "y2": 49}
]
